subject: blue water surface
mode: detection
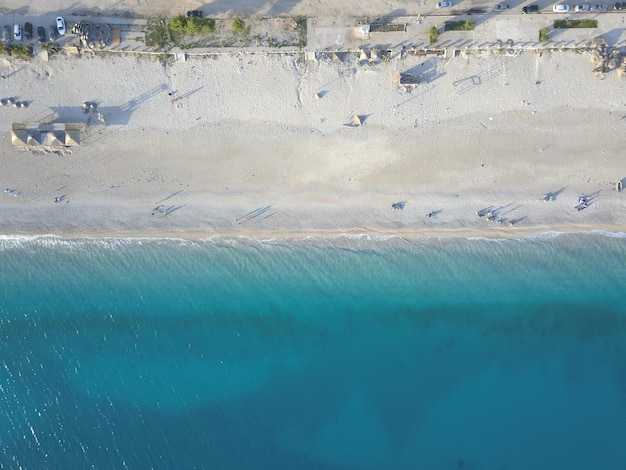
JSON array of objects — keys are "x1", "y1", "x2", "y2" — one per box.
[{"x1": 1, "y1": 233, "x2": 626, "y2": 469}]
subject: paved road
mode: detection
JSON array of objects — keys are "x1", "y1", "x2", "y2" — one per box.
[{"x1": 1, "y1": 0, "x2": 624, "y2": 18}]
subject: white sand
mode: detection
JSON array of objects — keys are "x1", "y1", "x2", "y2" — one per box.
[{"x1": 0, "y1": 50, "x2": 625, "y2": 239}]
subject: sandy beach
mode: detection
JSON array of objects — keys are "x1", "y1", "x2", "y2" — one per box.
[{"x1": 0, "y1": 47, "x2": 625, "y2": 239}]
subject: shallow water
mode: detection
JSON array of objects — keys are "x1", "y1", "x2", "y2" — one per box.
[{"x1": 1, "y1": 233, "x2": 626, "y2": 469}]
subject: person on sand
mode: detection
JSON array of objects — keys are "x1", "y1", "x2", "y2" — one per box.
[
  {"x1": 53, "y1": 197, "x2": 59, "y2": 203},
  {"x1": 427, "y1": 211, "x2": 434, "y2": 218}
]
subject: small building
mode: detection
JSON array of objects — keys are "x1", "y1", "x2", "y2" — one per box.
[
  {"x1": 111, "y1": 29, "x2": 121, "y2": 46},
  {"x1": 360, "y1": 24, "x2": 370, "y2": 39},
  {"x1": 11, "y1": 123, "x2": 85, "y2": 148}
]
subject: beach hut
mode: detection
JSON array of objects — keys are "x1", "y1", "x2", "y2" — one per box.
[
  {"x1": 11, "y1": 124, "x2": 41, "y2": 147},
  {"x1": 11, "y1": 127, "x2": 30, "y2": 147},
  {"x1": 64, "y1": 125, "x2": 83, "y2": 146},
  {"x1": 11, "y1": 122, "x2": 85, "y2": 148},
  {"x1": 40, "y1": 131, "x2": 65, "y2": 147}
]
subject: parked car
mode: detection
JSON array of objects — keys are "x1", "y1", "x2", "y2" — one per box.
[
  {"x1": 13, "y1": 24, "x2": 22, "y2": 41},
  {"x1": 494, "y1": 3, "x2": 510, "y2": 9},
  {"x1": 574, "y1": 3, "x2": 591, "y2": 9},
  {"x1": 186, "y1": 10, "x2": 203, "y2": 17},
  {"x1": 37, "y1": 26, "x2": 46, "y2": 43},
  {"x1": 24, "y1": 22, "x2": 33, "y2": 40},
  {"x1": 49, "y1": 25, "x2": 58, "y2": 40},
  {"x1": 56, "y1": 17, "x2": 66, "y2": 35},
  {"x1": 553, "y1": 3, "x2": 571, "y2": 11},
  {"x1": 436, "y1": 0, "x2": 453, "y2": 7},
  {"x1": 614, "y1": 1, "x2": 626, "y2": 8},
  {"x1": 2, "y1": 25, "x2": 10, "y2": 42},
  {"x1": 522, "y1": 4, "x2": 540, "y2": 11},
  {"x1": 592, "y1": 3, "x2": 608, "y2": 9}
]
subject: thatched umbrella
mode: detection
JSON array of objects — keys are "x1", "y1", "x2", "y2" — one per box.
[{"x1": 590, "y1": 52, "x2": 603, "y2": 67}]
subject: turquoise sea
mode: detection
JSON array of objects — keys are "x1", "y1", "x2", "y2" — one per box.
[{"x1": 1, "y1": 233, "x2": 626, "y2": 469}]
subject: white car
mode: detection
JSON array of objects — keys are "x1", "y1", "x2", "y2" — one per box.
[
  {"x1": 553, "y1": 3, "x2": 571, "y2": 10},
  {"x1": 56, "y1": 17, "x2": 66, "y2": 35},
  {"x1": 436, "y1": 0, "x2": 452, "y2": 7},
  {"x1": 13, "y1": 24, "x2": 22, "y2": 41},
  {"x1": 574, "y1": 3, "x2": 591, "y2": 9}
]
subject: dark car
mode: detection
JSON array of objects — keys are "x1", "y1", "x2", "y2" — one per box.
[
  {"x1": 522, "y1": 4, "x2": 540, "y2": 12},
  {"x1": 615, "y1": 2, "x2": 626, "y2": 8},
  {"x1": 49, "y1": 25, "x2": 57, "y2": 40},
  {"x1": 24, "y1": 22, "x2": 33, "y2": 40},
  {"x1": 37, "y1": 26, "x2": 45, "y2": 43},
  {"x1": 186, "y1": 10, "x2": 203, "y2": 17}
]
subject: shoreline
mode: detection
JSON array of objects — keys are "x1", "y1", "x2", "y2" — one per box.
[{"x1": 2, "y1": 224, "x2": 626, "y2": 242}]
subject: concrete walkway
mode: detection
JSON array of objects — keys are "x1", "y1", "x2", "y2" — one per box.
[{"x1": 307, "y1": 13, "x2": 626, "y2": 53}]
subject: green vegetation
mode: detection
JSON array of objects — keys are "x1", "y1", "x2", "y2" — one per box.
[
  {"x1": 169, "y1": 14, "x2": 216, "y2": 34},
  {"x1": 146, "y1": 19, "x2": 173, "y2": 48},
  {"x1": 371, "y1": 23, "x2": 406, "y2": 32},
  {"x1": 429, "y1": 26, "x2": 440, "y2": 44},
  {"x1": 8, "y1": 44, "x2": 33, "y2": 59},
  {"x1": 554, "y1": 19, "x2": 598, "y2": 28},
  {"x1": 295, "y1": 16, "x2": 307, "y2": 48},
  {"x1": 539, "y1": 28, "x2": 549, "y2": 42},
  {"x1": 231, "y1": 17, "x2": 246, "y2": 34},
  {"x1": 444, "y1": 19, "x2": 474, "y2": 31},
  {"x1": 41, "y1": 41, "x2": 60, "y2": 54}
]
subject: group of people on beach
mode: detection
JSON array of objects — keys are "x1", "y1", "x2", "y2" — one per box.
[
  {"x1": 476, "y1": 209, "x2": 503, "y2": 224},
  {"x1": 392, "y1": 201, "x2": 435, "y2": 218},
  {"x1": 151, "y1": 204, "x2": 169, "y2": 217}
]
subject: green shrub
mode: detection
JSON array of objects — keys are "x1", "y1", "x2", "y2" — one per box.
[
  {"x1": 187, "y1": 17, "x2": 203, "y2": 34},
  {"x1": 429, "y1": 26, "x2": 440, "y2": 44},
  {"x1": 41, "y1": 41, "x2": 60, "y2": 54},
  {"x1": 232, "y1": 17, "x2": 246, "y2": 34},
  {"x1": 9, "y1": 44, "x2": 33, "y2": 59},
  {"x1": 295, "y1": 16, "x2": 307, "y2": 47},
  {"x1": 169, "y1": 14, "x2": 215, "y2": 35},
  {"x1": 553, "y1": 19, "x2": 598, "y2": 29},
  {"x1": 539, "y1": 28, "x2": 549, "y2": 42},
  {"x1": 170, "y1": 14, "x2": 187, "y2": 31},
  {"x1": 146, "y1": 19, "x2": 172, "y2": 48},
  {"x1": 445, "y1": 19, "x2": 474, "y2": 31},
  {"x1": 201, "y1": 18, "x2": 216, "y2": 33}
]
